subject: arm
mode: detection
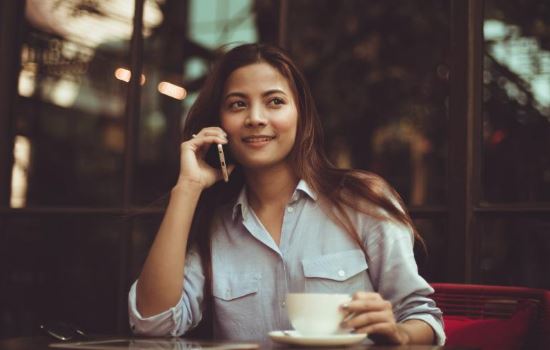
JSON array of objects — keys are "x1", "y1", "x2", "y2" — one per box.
[
  {"x1": 341, "y1": 220, "x2": 444, "y2": 345},
  {"x1": 135, "y1": 127, "x2": 230, "y2": 318},
  {"x1": 397, "y1": 319, "x2": 435, "y2": 344},
  {"x1": 136, "y1": 181, "x2": 202, "y2": 317}
]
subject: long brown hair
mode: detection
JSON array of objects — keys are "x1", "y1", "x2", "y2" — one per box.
[{"x1": 181, "y1": 43, "x2": 420, "y2": 334}]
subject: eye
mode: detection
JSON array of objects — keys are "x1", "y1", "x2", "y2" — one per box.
[
  {"x1": 228, "y1": 100, "x2": 246, "y2": 110},
  {"x1": 269, "y1": 97, "x2": 285, "y2": 106}
]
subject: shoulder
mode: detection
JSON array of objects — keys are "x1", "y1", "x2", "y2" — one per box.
[
  {"x1": 318, "y1": 168, "x2": 415, "y2": 245},
  {"x1": 362, "y1": 217, "x2": 413, "y2": 246},
  {"x1": 336, "y1": 170, "x2": 405, "y2": 219}
]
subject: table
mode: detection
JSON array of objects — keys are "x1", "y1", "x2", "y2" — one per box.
[{"x1": 0, "y1": 336, "x2": 475, "y2": 350}]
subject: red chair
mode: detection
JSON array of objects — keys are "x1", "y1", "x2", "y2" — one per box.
[{"x1": 431, "y1": 283, "x2": 550, "y2": 350}]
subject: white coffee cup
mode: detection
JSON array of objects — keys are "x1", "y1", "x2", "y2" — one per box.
[{"x1": 286, "y1": 293, "x2": 351, "y2": 336}]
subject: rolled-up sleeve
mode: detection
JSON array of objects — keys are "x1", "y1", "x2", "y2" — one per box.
[
  {"x1": 128, "y1": 247, "x2": 205, "y2": 336},
  {"x1": 364, "y1": 221, "x2": 446, "y2": 345}
]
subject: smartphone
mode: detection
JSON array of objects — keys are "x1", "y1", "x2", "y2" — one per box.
[{"x1": 217, "y1": 143, "x2": 229, "y2": 182}]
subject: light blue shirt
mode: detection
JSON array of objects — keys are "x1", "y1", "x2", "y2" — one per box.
[{"x1": 128, "y1": 180, "x2": 446, "y2": 345}]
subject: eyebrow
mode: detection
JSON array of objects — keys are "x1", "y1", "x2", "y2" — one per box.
[{"x1": 224, "y1": 89, "x2": 287, "y2": 100}]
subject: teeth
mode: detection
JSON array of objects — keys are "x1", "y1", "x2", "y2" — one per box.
[{"x1": 244, "y1": 137, "x2": 273, "y2": 142}]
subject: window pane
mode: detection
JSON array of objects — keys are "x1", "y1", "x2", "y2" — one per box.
[
  {"x1": 10, "y1": 0, "x2": 145, "y2": 207},
  {"x1": 130, "y1": 215, "x2": 162, "y2": 281},
  {"x1": 480, "y1": 217, "x2": 550, "y2": 289},
  {"x1": 287, "y1": 0, "x2": 450, "y2": 206},
  {"x1": 0, "y1": 216, "x2": 124, "y2": 338},
  {"x1": 483, "y1": 0, "x2": 550, "y2": 202},
  {"x1": 134, "y1": 0, "x2": 276, "y2": 204},
  {"x1": 413, "y1": 218, "x2": 449, "y2": 282},
  {"x1": 189, "y1": 0, "x2": 259, "y2": 49}
]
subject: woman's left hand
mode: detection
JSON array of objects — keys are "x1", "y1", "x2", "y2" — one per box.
[{"x1": 340, "y1": 291, "x2": 410, "y2": 345}]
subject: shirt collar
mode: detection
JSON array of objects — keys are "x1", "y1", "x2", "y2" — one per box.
[
  {"x1": 295, "y1": 179, "x2": 318, "y2": 202},
  {"x1": 231, "y1": 179, "x2": 318, "y2": 221}
]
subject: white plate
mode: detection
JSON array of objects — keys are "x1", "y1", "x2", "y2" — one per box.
[{"x1": 268, "y1": 331, "x2": 367, "y2": 347}]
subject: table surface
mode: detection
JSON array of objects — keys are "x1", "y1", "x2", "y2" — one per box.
[{"x1": 0, "y1": 336, "x2": 475, "y2": 350}]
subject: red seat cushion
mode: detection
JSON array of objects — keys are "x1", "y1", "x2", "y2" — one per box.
[{"x1": 444, "y1": 303, "x2": 537, "y2": 350}]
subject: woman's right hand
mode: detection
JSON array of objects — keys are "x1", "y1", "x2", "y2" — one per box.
[{"x1": 177, "y1": 127, "x2": 234, "y2": 189}]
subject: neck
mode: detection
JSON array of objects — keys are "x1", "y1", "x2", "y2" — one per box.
[{"x1": 244, "y1": 163, "x2": 299, "y2": 211}]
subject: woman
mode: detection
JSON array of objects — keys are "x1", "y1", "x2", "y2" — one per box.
[{"x1": 128, "y1": 43, "x2": 445, "y2": 345}]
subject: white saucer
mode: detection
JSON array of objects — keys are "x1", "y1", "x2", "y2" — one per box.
[{"x1": 268, "y1": 331, "x2": 367, "y2": 347}]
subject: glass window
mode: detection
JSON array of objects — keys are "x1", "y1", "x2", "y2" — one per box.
[
  {"x1": 286, "y1": 0, "x2": 450, "y2": 206},
  {"x1": 483, "y1": 0, "x2": 550, "y2": 202},
  {"x1": 189, "y1": 0, "x2": 258, "y2": 49},
  {"x1": 10, "y1": 0, "x2": 154, "y2": 207},
  {"x1": 130, "y1": 215, "x2": 162, "y2": 280},
  {"x1": 480, "y1": 217, "x2": 550, "y2": 289},
  {"x1": 413, "y1": 218, "x2": 448, "y2": 282}
]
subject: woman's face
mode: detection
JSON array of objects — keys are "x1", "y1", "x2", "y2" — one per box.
[{"x1": 220, "y1": 62, "x2": 298, "y2": 170}]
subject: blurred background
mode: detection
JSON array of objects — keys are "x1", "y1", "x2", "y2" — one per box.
[{"x1": 0, "y1": 0, "x2": 549, "y2": 339}]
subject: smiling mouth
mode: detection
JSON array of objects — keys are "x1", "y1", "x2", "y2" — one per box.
[{"x1": 242, "y1": 136, "x2": 276, "y2": 143}]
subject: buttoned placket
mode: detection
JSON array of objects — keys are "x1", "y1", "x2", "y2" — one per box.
[
  {"x1": 236, "y1": 188, "x2": 306, "y2": 331},
  {"x1": 275, "y1": 191, "x2": 301, "y2": 329},
  {"x1": 278, "y1": 220, "x2": 290, "y2": 327},
  {"x1": 279, "y1": 191, "x2": 300, "y2": 253}
]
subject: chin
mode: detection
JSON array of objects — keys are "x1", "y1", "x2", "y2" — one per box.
[{"x1": 238, "y1": 157, "x2": 288, "y2": 171}]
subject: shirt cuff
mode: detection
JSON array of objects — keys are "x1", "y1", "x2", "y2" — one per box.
[
  {"x1": 128, "y1": 281, "x2": 184, "y2": 336},
  {"x1": 402, "y1": 314, "x2": 446, "y2": 346}
]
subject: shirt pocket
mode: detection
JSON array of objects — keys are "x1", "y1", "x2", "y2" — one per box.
[
  {"x1": 212, "y1": 273, "x2": 262, "y2": 325},
  {"x1": 302, "y1": 249, "x2": 368, "y2": 294}
]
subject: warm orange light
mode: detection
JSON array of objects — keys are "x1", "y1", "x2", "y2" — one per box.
[
  {"x1": 158, "y1": 81, "x2": 187, "y2": 100},
  {"x1": 114, "y1": 68, "x2": 145, "y2": 85},
  {"x1": 115, "y1": 68, "x2": 131, "y2": 82}
]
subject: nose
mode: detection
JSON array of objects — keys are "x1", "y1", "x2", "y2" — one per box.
[{"x1": 245, "y1": 105, "x2": 267, "y2": 127}]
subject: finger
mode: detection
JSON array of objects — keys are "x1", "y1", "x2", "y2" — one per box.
[
  {"x1": 342, "y1": 311, "x2": 357, "y2": 323},
  {"x1": 193, "y1": 127, "x2": 227, "y2": 139},
  {"x1": 353, "y1": 326, "x2": 370, "y2": 334},
  {"x1": 352, "y1": 291, "x2": 383, "y2": 301},
  {"x1": 342, "y1": 299, "x2": 392, "y2": 313},
  {"x1": 181, "y1": 136, "x2": 228, "y2": 161},
  {"x1": 342, "y1": 310, "x2": 391, "y2": 329},
  {"x1": 340, "y1": 293, "x2": 377, "y2": 311},
  {"x1": 189, "y1": 135, "x2": 229, "y2": 150}
]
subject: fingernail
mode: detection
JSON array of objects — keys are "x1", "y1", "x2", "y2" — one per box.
[{"x1": 340, "y1": 303, "x2": 349, "y2": 310}]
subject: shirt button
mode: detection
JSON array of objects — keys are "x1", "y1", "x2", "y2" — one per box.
[
  {"x1": 287, "y1": 207, "x2": 294, "y2": 213},
  {"x1": 338, "y1": 269, "x2": 346, "y2": 277},
  {"x1": 281, "y1": 301, "x2": 286, "y2": 308}
]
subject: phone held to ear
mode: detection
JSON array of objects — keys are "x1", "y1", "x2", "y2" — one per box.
[
  {"x1": 217, "y1": 144, "x2": 229, "y2": 182},
  {"x1": 205, "y1": 142, "x2": 233, "y2": 183}
]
